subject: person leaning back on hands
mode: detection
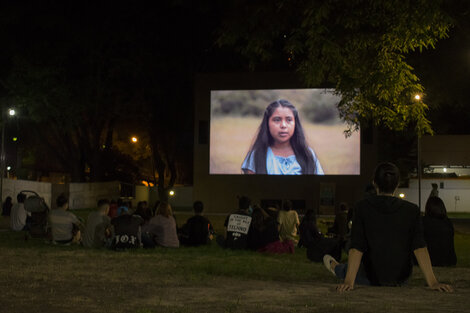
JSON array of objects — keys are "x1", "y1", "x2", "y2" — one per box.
[{"x1": 323, "y1": 162, "x2": 453, "y2": 293}]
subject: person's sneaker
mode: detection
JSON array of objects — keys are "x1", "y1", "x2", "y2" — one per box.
[{"x1": 323, "y1": 254, "x2": 337, "y2": 276}]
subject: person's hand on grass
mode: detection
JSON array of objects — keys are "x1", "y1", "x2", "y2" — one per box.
[
  {"x1": 429, "y1": 283, "x2": 454, "y2": 292},
  {"x1": 336, "y1": 283, "x2": 354, "y2": 293}
]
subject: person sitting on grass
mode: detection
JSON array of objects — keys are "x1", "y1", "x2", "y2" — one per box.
[
  {"x1": 423, "y1": 196, "x2": 457, "y2": 267},
  {"x1": 218, "y1": 196, "x2": 253, "y2": 249},
  {"x1": 299, "y1": 209, "x2": 341, "y2": 262},
  {"x1": 145, "y1": 202, "x2": 179, "y2": 248},
  {"x1": 48, "y1": 194, "x2": 82, "y2": 244},
  {"x1": 179, "y1": 201, "x2": 214, "y2": 246},
  {"x1": 116, "y1": 199, "x2": 130, "y2": 217},
  {"x1": 107, "y1": 199, "x2": 118, "y2": 219},
  {"x1": 277, "y1": 200, "x2": 300, "y2": 244},
  {"x1": 2, "y1": 195, "x2": 13, "y2": 216},
  {"x1": 328, "y1": 202, "x2": 349, "y2": 243},
  {"x1": 10, "y1": 193, "x2": 31, "y2": 231},
  {"x1": 111, "y1": 209, "x2": 144, "y2": 250},
  {"x1": 82, "y1": 199, "x2": 113, "y2": 248},
  {"x1": 323, "y1": 162, "x2": 453, "y2": 292},
  {"x1": 133, "y1": 201, "x2": 152, "y2": 223},
  {"x1": 247, "y1": 206, "x2": 294, "y2": 254}
]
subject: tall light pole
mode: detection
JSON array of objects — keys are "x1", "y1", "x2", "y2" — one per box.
[
  {"x1": 0, "y1": 108, "x2": 15, "y2": 203},
  {"x1": 414, "y1": 94, "x2": 422, "y2": 210}
]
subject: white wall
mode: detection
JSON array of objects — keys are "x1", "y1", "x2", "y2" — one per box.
[
  {"x1": 69, "y1": 181, "x2": 120, "y2": 210},
  {"x1": 2, "y1": 178, "x2": 52, "y2": 208},
  {"x1": 2, "y1": 179, "x2": 193, "y2": 211},
  {"x1": 397, "y1": 178, "x2": 470, "y2": 212}
]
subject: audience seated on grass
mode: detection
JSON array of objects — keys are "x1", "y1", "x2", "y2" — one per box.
[
  {"x1": 48, "y1": 194, "x2": 82, "y2": 245},
  {"x1": 179, "y1": 201, "x2": 214, "y2": 246},
  {"x1": 423, "y1": 196, "x2": 457, "y2": 267},
  {"x1": 277, "y1": 200, "x2": 300, "y2": 244},
  {"x1": 323, "y1": 162, "x2": 453, "y2": 293},
  {"x1": 10, "y1": 193, "x2": 31, "y2": 231},
  {"x1": 299, "y1": 209, "x2": 341, "y2": 262},
  {"x1": 143, "y1": 202, "x2": 179, "y2": 248},
  {"x1": 218, "y1": 196, "x2": 252, "y2": 249},
  {"x1": 116, "y1": 199, "x2": 130, "y2": 217},
  {"x1": 2, "y1": 195, "x2": 13, "y2": 216},
  {"x1": 111, "y1": 210, "x2": 144, "y2": 250},
  {"x1": 247, "y1": 206, "x2": 294, "y2": 254},
  {"x1": 328, "y1": 202, "x2": 349, "y2": 242},
  {"x1": 263, "y1": 202, "x2": 280, "y2": 220},
  {"x1": 83, "y1": 199, "x2": 113, "y2": 248},
  {"x1": 108, "y1": 199, "x2": 118, "y2": 218},
  {"x1": 133, "y1": 201, "x2": 152, "y2": 223}
]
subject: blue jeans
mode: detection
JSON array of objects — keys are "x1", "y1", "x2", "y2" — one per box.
[{"x1": 334, "y1": 263, "x2": 371, "y2": 286}]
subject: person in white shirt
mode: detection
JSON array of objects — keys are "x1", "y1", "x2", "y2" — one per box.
[{"x1": 10, "y1": 193, "x2": 30, "y2": 231}]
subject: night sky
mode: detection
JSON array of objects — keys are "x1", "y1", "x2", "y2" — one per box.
[{"x1": 1, "y1": 1, "x2": 469, "y2": 183}]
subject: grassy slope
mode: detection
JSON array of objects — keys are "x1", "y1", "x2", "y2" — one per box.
[{"x1": 0, "y1": 213, "x2": 469, "y2": 313}]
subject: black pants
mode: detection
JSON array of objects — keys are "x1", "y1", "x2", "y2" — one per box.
[{"x1": 306, "y1": 237, "x2": 342, "y2": 262}]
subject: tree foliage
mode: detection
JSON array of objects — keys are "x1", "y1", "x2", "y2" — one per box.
[
  {"x1": 218, "y1": 0, "x2": 453, "y2": 135},
  {"x1": 0, "y1": 1, "x2": 196, "y2": 187}
]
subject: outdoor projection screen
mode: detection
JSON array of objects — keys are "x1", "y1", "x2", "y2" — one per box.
[{"x1": 210, "y1": 89, "x2": 360, "y2": 175}]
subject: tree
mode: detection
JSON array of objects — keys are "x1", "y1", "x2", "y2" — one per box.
[
  {"x1": 218, "y1": 0, "x2": 454, "y2": 135},
  {"x1": 0, "y1": 2, "x2": 145, "y2": 182}
]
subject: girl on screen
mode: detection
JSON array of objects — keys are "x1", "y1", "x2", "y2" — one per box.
[{"x1": 241, "y1": 99, "x2": 324, "y2": 175}]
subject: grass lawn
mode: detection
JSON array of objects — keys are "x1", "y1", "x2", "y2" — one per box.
[{"x1": 0, "y1": 213, "x2": 469, "y2": 313}]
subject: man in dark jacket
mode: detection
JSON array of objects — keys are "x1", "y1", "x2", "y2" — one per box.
[
  {"x1": 323, "y1": 162, "x2": 453, "y2": 293},
  {"x1": 179, "y1": 201, "x2": 214, "y2": 246}
]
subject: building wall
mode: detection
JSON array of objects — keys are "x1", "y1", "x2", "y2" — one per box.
[
  {"x1": 422, "y1": 135, "x2": 470, "y2": 165},
  {"x1": 136, "y1": 185, "x2": 193, "y2": 210},
  {"x1": 397, "y1": 178, "x2": 470, "y2": 213},
  {"x1": 69, "y1": 181, "x2": 120, "y2": 210}
]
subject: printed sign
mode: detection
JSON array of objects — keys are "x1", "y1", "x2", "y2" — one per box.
[{"x1": 227, "y1": 214, "x2": 252, "y2": 235}]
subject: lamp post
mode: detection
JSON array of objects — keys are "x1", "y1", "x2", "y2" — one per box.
[
  {"x1": 414, "y1": 94, "x2": 422, "y2": 210},
  {"x1": 0, "y1": 108, "x2": 16, "y2": 203}
]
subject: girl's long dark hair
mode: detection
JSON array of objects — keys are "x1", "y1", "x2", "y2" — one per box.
[
  {"x1": 243, "y1": 99, "x2": 316, "y2": 174},
  {"x1": 425, "y1": 196, "x2": 448, "y2": 219}
]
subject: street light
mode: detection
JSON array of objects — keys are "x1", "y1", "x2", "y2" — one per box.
[
  {"x1": 130, "y1": 135, "x2": 157, "y2": 187},
  {"x1": 0, "y1": 108, "x2": 16, "y2": 203}
]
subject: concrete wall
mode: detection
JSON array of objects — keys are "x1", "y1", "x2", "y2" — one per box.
[
  {"x1": 2, "y1": 179, "x2": 193, "y2": 211},
  {"x1": 168, "y1": 186, "x2": 193, "y2": 209},
  {"x1": 2, "y1": 178, "x2": 52, "y2": 208},
  {"x1": 69, "y1": 181, "x2": 120, "y2": 210},
  {"x1": 397, "y1": 178, "x2": 470, "y2": 212},
  {"x1": 134, "y1": 185, "x2": 193, "y2": 210}
]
